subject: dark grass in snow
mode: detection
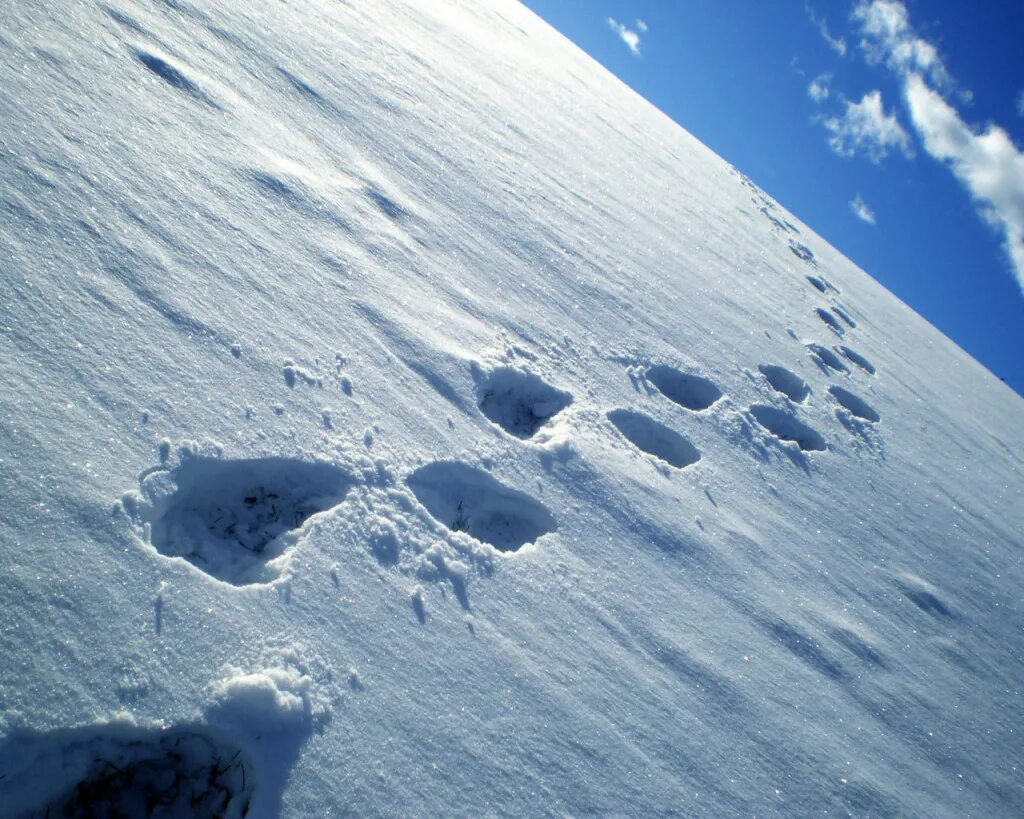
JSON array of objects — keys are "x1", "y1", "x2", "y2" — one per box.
[{"x1": 0, "y1": 727, "x2": 253, "y2": 818}]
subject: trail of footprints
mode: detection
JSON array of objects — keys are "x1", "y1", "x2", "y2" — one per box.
[
  {"x1": 25, "y1": 22, "x2": 894, "y2": 815},
  {"x1": 120, "y1": 168, "x2": 881, "y2": 598}
]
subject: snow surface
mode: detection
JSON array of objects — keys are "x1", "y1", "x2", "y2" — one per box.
[{"x1": 1, "y1": 0, "x2": 1022, "y2": 815}]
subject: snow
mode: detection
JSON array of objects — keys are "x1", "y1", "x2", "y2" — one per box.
[{"x1": 1, "y1": 0, "x2": 1022, "y2": 815}]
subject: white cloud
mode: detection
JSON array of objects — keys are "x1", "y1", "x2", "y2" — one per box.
[
  {"x1": 904, "y1": 74, "x2": 1024, "y2": 292},
  {"x1": 807, "y1": 7, "x2": 847, "y2": 56},
  {"x1": 852, "y1": 1, "x2": 1024, "y2": 292},
  {"x1": 636, "y1": 19, "x2": 648, "y2": 34},
  {"x1": 850, "y1": 194, "x2": 877, "y2": 224},
  {"x1": 607, "y1": 18, "x2": 641, "y2": 56},
  {"x1": 852, "y1": 0, "x2": 950, "y2": 87},
  {"x1": 808, "y1": 73, "x2": 832, "y2": 104},
  {"x1": 1017, "y1": 90, "x2": 1024, "y2": 117},
  {"x1": 823, "y1": 90, "x2": 913, "y2": 162}
]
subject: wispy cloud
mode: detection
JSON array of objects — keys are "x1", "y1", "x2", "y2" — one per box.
[
  {"x1": 823, "y1": 90, "x2": 913, "y2": 162},
  {"x1": 854, "y1": 0, "x2": 1024, "y2": 293},
  {"x1": 850, "y1": 194, "x2": 877, "y2": 224},
  {"x1": 636, "y1": 19, "x2": 648, "y2": 34},
  {"x1": 904, "y1": 75, "x2": 1024, "y2": 292},
  {"x1": 808, "y1": 73, "x2": 832, "y2": 104},
  {"x1": 607, "y1": 18, "x2": 642, "y2": 56},
  {"x1": 851, "y1": 0, "x2": 950, "y2": 88},
  {"x1": 807, "y1": 7, "x2": 847, "y2": 56},
  {"x1": 1017, "y1": 90, "x2": 1024, "y2": 117}
]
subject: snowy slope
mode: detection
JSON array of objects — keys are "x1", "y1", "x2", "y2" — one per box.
[{"x1": 1, "y1": 0, "x2": 1022, "y2": 815}]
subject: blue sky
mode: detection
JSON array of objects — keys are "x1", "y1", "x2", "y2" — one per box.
[{"x1": 521, "y1": 0, "x2": 1024, "y2": 396}]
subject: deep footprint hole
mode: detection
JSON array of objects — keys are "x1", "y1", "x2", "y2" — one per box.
[
  {"x1": 475, "y1": 366, "x2": 572, "y2": 439},
  {"x1": 838, "y1": 345, "x2": 876, "y2": 374},
  {"x1": 139, "y1": 456, "x2": 351, "y2": 585},
  {"x1": 407, "y1": 462, "x2": 556, "y2": 553},
  {"x1": 816, "y1": 308, "x2": 845, "y2": 336},
  {"x1": 4, "y1": 728, "x2": 254, "y2": 818},
  {"x1": 608, "y1": 409, "x2": 700, "y2": 469},
  {"x1": 750, "y1": 405, "x2": 827, "y2": 452},
  {"x1": 758, "y1": 364, "x2": 810, "y2": 403},
  {"x1": 807, "y1": 343, "x2": 849, "y2": 374},
  {"x1": 829, "y1": 385, "x2": 880, "y2": 422},
  {"x1": 646, "y1": 365, "x2": 722, "y2": 411}
]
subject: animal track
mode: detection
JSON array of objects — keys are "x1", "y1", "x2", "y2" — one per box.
[
  {"x1": 828, "y1": 386, "x2": 880, "y2": 422},
  {"x1": 750, "y1": 405, "x2": 827, "y2": 452},
  {"x1": 832, "y1": 304, "x2": 857, "y2": 328},
  {"x1": 133, "y1": 456, "x2": 351, "y2": 585},
  {"x1": 816, "y1": 308, "x2": 845, "y2": 336},
  {"x1": 406, "y1": 462, "x2": 556, "y2": 553},
  {"x1": 474, "y1": 365, "x2": 572, "y2": 438},
  {"x1": 0, "y1": 727, "x2": 253, "y2": 818},
  {"x1": 838, "y1": 345, "x2": 876, "y2": 374},
  {"x1": 758, "y1": 364, "x2": 810, "y2": 403},
  {"x1": 806, "y1": 274, "x2": 828, "y2": 293},
  {"x1": 807, "y1": 343, "x2": 850, "y2": 375},
  {"x1": 646, "y1": 365, "x2": 722, "y2": 411},
  {"x1": 788, "y1": 241, "x2": 816, "y2": 265},
  {"x1": 607, "y1": 409, "x2": 701, "y2": 469}
]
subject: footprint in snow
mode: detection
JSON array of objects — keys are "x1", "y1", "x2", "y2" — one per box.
[
  {"x1": 645, "y1": 365, "x2": 722, "y2": 411},
  {"x1": 758, "y1": 364, "x2": 810, "y2": 403},
  {"x1": 838, "y1": 345, "x2": 876, "y2": 375},
  {"x1": 473, "y1": 364, "x2": 572, "y2": 439},
  {"x1": 749, "y1": 405, "x2": 827, "y2": 452},
  {"x1": 816, "y1": 307, "x2": 845, "y2": 337},
  {"x1": 829, "y1": 385, "x2": 880, "y2": 423},
  {"x1": 0, "y1": 726, "x2": 254, "y2": 817},
  {"x1": 806, "y1": 274, "x2": 828, "y2": 293},
  {"x1": 607, "y1": 409, "x2": 701, "y2": 469},
  {"x1": 406, "y1": 461, "x2": 556, "y2": 553},
  {"x1": 832, "y1": 303, "x2": 857, "y2": 328},
  {"x1": 128, "y1": 454, "x2": 351, "y2": 585},
  {"x1": 807, "y1": 343, "x2": 850, "y2": 375},
  {"x1": 788, "y1": 240, "x2": 816, "y2": 265}
]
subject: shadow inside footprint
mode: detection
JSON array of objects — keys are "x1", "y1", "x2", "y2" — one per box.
[
  {"x1": 816, "y1": 308, "x2": 845, "y2": 336},
  {"x1": 407, "y1": 462, "x2": 556, "y2": 553},
  {"x1": 474, "y1": 365, "x2": 572, "y2": 439},
  {"x1": 0, "y1": 725, "x2": 254, "y2": 817},
  {"x1": 608, "y1": 409, "x2": 700, "y2": 469},
  {"x1": 750, "y1": 405, "x2": 827, "y2": 452},
  {"x1": 135, "y1": 456, "x2": 351, "y2": 585},
  {"x1": 838, "y1": 345, "x2": 876, "y2": 375},
  {"x1": 829, "y1": 385, "x2": 880, "y2": 422},
  {"x1": 807, "y1": 343, "x2": 850, "y2": 375},
  {"x1": 646, "y1": 365, "x2": 722, "y2": 411},
  {"x1": 758, "y1": 364, "x2": 810, "y2": 403}
]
